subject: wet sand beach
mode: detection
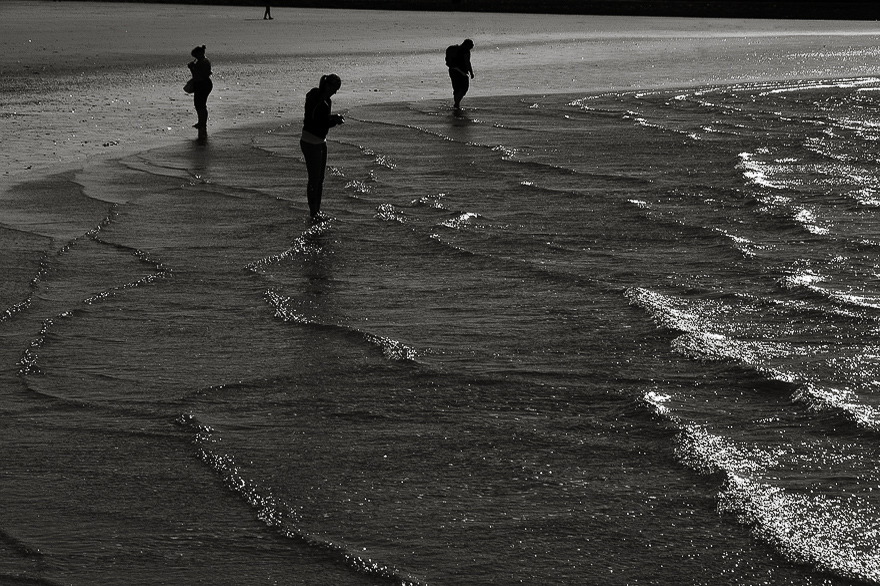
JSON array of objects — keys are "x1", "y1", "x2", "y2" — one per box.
[
  {"x1": 6, "y1": 4, "x2": 880, "y2": 585},
  {"x1": 1, "y1": 1, "x2": 879, "y2": 184}
]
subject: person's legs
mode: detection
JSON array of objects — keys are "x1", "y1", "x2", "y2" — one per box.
[
  {"x1": 300, "y1": 140, "x2": 328, "y2": 217},
  {"x1": 449, "y1": 71, "x2": 469, "y2": 109},
  {"x1": 193, "y1": 82, "x2": 212, "y2": 128}
]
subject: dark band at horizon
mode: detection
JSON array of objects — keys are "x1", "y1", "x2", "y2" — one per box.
[{"x1": 63, "y1": 0, "x2": 880, "y2": 21}]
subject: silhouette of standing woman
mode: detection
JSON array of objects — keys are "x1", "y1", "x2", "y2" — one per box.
[
  {"x1": 187, "y1": 45, "x2": 212, "y2": 131},
  {"x1": 300, "y1": 74, "x2": 344, "y2": 222}
]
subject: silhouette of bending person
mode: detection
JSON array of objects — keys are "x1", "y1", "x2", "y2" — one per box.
[
  {"x1": 445, "y1": 38, "x2": 474, "y2": 110},
  {"x1": 300, "y1": 74, "x2": 344, "y2": 221},
  {"x1": 264, "y1": 3, "x2": 272, "y2": 19},
  {"x1": 187, "y1": 45, "x2": 212, "y2": 131}
]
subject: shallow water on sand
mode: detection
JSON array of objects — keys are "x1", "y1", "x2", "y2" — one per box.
[{"x1": 4, "y1": 76, "x2": 880, "y2": 585}]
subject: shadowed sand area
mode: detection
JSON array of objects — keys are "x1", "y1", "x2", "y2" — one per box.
[{"x1": 1, "y1": 0, "x2": 880, "y2": 185}]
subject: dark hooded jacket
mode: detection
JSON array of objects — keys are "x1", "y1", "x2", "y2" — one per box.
[{"x1": 302, "y1": 88, "x2": 343, "y2": 140}]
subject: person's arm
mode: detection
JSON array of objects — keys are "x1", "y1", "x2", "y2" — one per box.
[{"x1": 189, "y1": 59, "x2": 211, "y2": 80}]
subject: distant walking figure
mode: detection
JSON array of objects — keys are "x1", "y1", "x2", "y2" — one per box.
[
  {"x1": 263, "y1": 3, "x2": 272, "y2": 19},
  {"x1": 187, "y1": 45, "x2": 212, "y2": 130},
  {"x1": 445, "y1": 39, "x2": 474, "y2": 110},
  {"x1": 300, "y1": 74, "x2": 344, "y2": 221}
]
